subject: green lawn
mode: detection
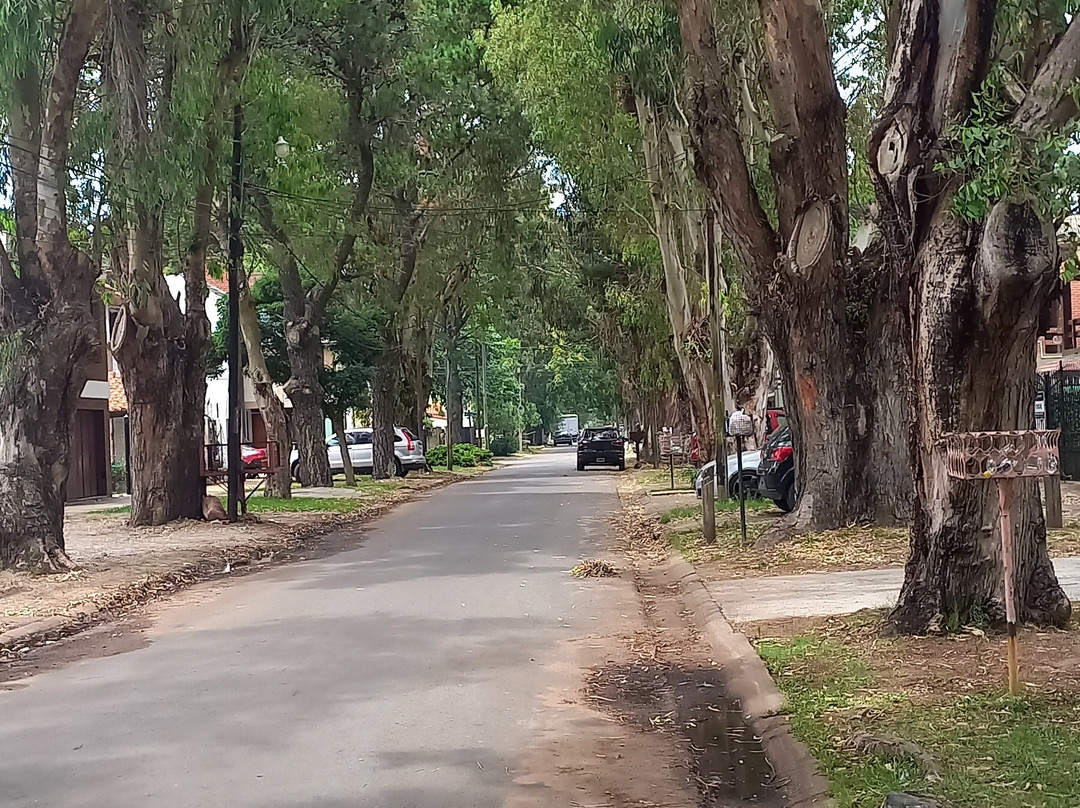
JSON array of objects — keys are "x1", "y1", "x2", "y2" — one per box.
[
  {"x1": 101, "y1": 496, "x2": 366, "y2": 517},
  {"x1": 757, "y1": 632, "x2": 1080, "y2": 808}
]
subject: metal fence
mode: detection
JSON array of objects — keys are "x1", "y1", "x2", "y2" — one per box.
[{"x1": 1042, "y1": 369, "x2": 1080, "y2": 480}]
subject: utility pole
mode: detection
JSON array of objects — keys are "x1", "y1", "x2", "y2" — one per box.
[
  {"x1": 445, "y1": 343, "x2": 454, "y2": 471},
  {"x1": 474, "y1": 349, "x2": 482, "y2": 446},
  {"x1": 481, "y1": 340, "x2": 489, "y2": 450},
  {"x1": 706, "y1": 204, "x2": 729, "y2": 502},
  {"x1": 519, "y1": 351, "x2": 526, "y2": 451},
  {"x1": 226, "y1": 69, "x2": 244, "y2": 522}
]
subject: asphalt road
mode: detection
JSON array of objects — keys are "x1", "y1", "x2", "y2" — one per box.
[{"x1": 0, "y1": 448, "x2": 637, "y2": 808}]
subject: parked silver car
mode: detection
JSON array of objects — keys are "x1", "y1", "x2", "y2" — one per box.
[
  {"x1": 694, "y1": 450, "x2": 762, "y2": 499},
  {"x1": 290, "y1": 427, "x2": 426, "y2": 480}
]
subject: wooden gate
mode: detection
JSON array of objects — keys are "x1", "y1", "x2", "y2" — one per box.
[{"x1": 68, "y1": 409, "x2": 108, "y2": 500}]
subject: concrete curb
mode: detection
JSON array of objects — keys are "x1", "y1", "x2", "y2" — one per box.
[
  {"x1": 0, "y1": 470, "x2": 484, "y2": 656},
  {"x1": 667, "y1": 553, "x2": 835, "y2": 808}
]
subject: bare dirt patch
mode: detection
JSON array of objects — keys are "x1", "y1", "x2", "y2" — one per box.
[{"x1": 745, "y1": 609, "x2": 1080, "y2": 704}]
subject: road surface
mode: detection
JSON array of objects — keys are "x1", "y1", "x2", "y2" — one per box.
[{"x1": 0, "y1": 449, "x2": 698, "y2": 808}]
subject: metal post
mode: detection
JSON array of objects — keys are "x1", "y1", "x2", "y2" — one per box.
[
  {"x1": 702, "y1": 465, "x2": 716, "y2": 544},
  {"x1": 477, "y1": 347, "x2": 486, "y2": 447},
  {"x1": 669, "y1": 438, "x2": 675, "y2": 490},
  {"x1": 998, "y1": 478, "x2": 1020, "y2": 695},
  {"x1": 736, "y1": 435, "x2": 748, "y2": 545},
  {"x1": 706, "y1": 205, "x2": 729, "y2": 500},
  {"x1": 124, "y1": 415, "x2": 132, "y2": 495},
  {"x1": 226, "y1": 99, "x2": 243, "y2": 523},
  {"x1": 481, "y1": 341, "x2": 489, "y2": 450},
  {"x1": 445, "y1": 348, "x2": 454, "y2": 471}
]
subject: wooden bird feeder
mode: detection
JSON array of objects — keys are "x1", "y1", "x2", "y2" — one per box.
[{"x1": 943, "y1": 429, "x2": 1061, "y2": 695}]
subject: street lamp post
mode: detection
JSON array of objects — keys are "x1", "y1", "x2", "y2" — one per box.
[{"x1": 227, "y1": 101, "x2": 244, "y2": 522}]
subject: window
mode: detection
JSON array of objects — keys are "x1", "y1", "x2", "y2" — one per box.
[{"x1": 355, "y1": 432, "x2": 373, "y2": 445}]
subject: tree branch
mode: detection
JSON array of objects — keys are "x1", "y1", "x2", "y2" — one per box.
[
  {"x1": 250, "y1": 189, "x2": 306, "y2": 322},
  {"x1": 37, "y1": 0, "x2": 107, "y2": 244},
  {"x1": 674, "y1": 0, "x2": 779, "y2": 278},
  {"x1": 1015, "y1": 15, "x2": 1080, "y2": 134},
  {"x1": 758, "y1": 0, "x2": 849, "y2": 240},
  {"x1": 310, "y1": 141, "x2": 375, "y2": 321}
]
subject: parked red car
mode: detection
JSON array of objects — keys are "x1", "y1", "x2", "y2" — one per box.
[{"x1": 241, "y1": 445, "x2": 267, "y2": 469}]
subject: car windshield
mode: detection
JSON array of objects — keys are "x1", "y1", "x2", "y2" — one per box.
[
  {"x1": 584, "y1": 428, "x2": 619, "y2": 440},
  {"x1": 765, "y1": 425, "x2": 792, "y2": 449}
]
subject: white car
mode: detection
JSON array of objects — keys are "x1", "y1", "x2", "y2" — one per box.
[
  {"x1": 694, "y1": 450, "x2": 762, "y2": 499},
  {"x1": 290, "y1": 427, "x2": 426, "y2": 480}
]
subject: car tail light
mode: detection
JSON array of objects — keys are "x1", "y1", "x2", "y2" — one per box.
[
  {"x1": 614, "y1": 439, "x2": 624, "y2": 446},
  {"x1": 771, "y1": 445, "x2": 793, "y2": 462},
  {"x1": 405, "y1": 432, "x2": 414, "y2": 451}
]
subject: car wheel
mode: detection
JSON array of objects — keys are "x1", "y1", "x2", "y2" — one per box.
[
  {"x1": 728, "y1": 473, "x2": 756, "y2": 500},
  {"x1": 394, "y1": 458, "x2": 407, "y2": 478},
  {"x1": 618, "y1": 458, "x2": 625, "y2": 471},
  {"x1": 577, "y1": 460, "x2": 585, "y2": 471},
  {"x1": 779, "y1": 483, "x2": 796, "y2": 513}
]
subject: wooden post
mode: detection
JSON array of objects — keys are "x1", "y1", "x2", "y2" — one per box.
[
  {"x1": 998, "y1": 478, "x2": 1020, "y2": 696},
  {"x1": 702, "y1": 466, "x2": 716, "y2": 544},
  {"x1": 1045, "y1": 475, "x2": 1063, "y2": 529}
]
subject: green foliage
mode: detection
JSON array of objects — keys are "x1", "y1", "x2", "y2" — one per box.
[
  {"x1": 759, "y1": 627, "x2": 1080, "y2": 808},
  {"x1": 110, "y1": 460, "x2": 127, "y2": 495},
  {"x1": 939, "y1": 71, "x2": 1080, "y2": 223},
  {"x1": 426, "y1": 443, "x2": 493, "y2": 467},
  {"x1": 489, "y1": 435, "x2": 520, "y2": 456}
]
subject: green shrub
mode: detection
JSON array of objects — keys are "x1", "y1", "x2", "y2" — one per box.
[
  {"x1": 426, "y1": 443, "x2": 494, "y2": 468},
  {"x1": 110, "y1": 460, "x2": 127, "y2": 494},
  {"x1": 489, "y1": 435, "x2": 519, "y2": 457}
]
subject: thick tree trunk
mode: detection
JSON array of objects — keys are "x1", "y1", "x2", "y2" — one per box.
[
  {"x1": 285, "y1": 320, "x2": 332, "y2": 487},
  {"x1": 330, "y1": 410, "x2": 356, "y2": 488},
  {"x1": 0, "y1": 317, "x2": 90, "y2": 570},
  {"x1": 0, "y1": 0, "x2": 105, "y2": 568},
  {"x1": 114, "y1": 299, "x2": 206, "y2": 526},
  {"x1": 890, "y1": 206, "x2": 1070, "y2": 632},
  {"x1": 675, "y1": 0, "x2": 912, "y2": 530},
  {"x1": 372, "y1": 334, "x2": 401, "y2": 479}
]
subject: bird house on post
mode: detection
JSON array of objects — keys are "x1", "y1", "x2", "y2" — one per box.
[{"x1": 943, "y1": 429, "x2": 1061, "y2": 696}]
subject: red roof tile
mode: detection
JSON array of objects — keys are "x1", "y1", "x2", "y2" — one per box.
[{"x1": 206, "y1": 273, "x2": 229, "y2": 294}]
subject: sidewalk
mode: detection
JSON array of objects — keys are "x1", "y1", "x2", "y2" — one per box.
[{"x1": 707, "y1": 557, "x2": 1080, "y2": 623}]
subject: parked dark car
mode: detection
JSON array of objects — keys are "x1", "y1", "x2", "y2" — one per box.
[
  {"x1": 553, "y1": 432, "x2": 576, "y2": 446},
  {"x1": 757, "y1": 425, "x2": 796, "y2": 512},
  {"x1": 577, "y1": 427, "x2": 626, "y2": 471}
]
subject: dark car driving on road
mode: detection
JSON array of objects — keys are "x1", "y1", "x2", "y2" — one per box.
[
  {"x1": 553, "y1": 432, "x2": 576, "y2": 446},
  {"x1": 757, "y1": 425, "x2": 796, "y2": 512},
  {"x1": 577, "y1": 427, "x2": 626, "y2": 471}
]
